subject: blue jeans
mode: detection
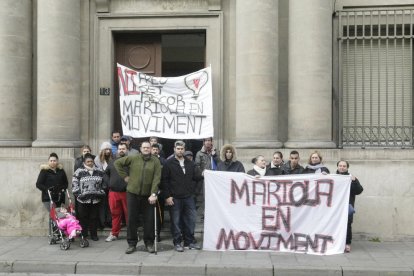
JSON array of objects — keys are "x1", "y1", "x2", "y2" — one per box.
[{"x1": 170, "y1": 196, "x2": 197, "y2": 246}]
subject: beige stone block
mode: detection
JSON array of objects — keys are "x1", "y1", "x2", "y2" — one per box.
[
  {"x1": 110, "y1": 0, "x2": 209, "y2": 13},
  {"x1": 352, "y1": 163, "x2": 395, "y2": 197},
  {"x1": 353, "y1": 196, "x2": 394, "y2": 239},
  {"x1": 392, "y1": 197, "x2": 414, "y2": 237}
]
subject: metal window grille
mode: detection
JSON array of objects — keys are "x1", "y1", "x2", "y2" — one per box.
[{"x1": 338, "y1": 9, "x2": 413, "y2": 148}]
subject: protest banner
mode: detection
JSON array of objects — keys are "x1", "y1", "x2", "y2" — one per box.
[
  {"x1": 203, "y1": 171, "x2": 351, "y2": 255},
  {"x1": 117, "y1": 63, "x2": 214, "y2": 139}
]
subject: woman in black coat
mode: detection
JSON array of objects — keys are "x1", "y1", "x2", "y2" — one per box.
[
  {"x1": 247, "y1": 155, "x2": 267, "y2": 177},
  {"x1": 266, "y1": 151, "x2": 285, "y2": 176},
  {"x1": 36, "y1": 152, "x2": 68, "y2": 211}
]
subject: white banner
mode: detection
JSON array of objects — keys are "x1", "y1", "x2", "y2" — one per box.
[
  {"x1": 203, "y1": 171, "x2": 351, "y2": 255},
  {"x1": 117, "y1": 64, "x2": 214, "y2": 139}
]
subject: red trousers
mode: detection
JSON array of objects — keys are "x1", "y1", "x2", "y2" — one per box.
[{"x1": 108, "y1": 191, "x2": 127, "y2": 236}]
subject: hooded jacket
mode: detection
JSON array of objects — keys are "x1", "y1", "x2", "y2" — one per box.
[
  {"x1": 217, "y1": 144, "x2": 245, "y2": 173},
  {"x1": 36, "y1": 164, "x2": 68, "y2": 203}
]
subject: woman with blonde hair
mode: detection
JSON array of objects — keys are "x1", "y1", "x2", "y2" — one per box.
[
  {"x1": 94, "y1": 142, "x2": 113, "y2": 171},
  {"x1": 303, "y1": 150, "x2": 330, "y2": 174}
]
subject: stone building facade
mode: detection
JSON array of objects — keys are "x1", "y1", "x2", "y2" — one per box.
[{"x1": 1, "y1": 0, "x2": 414, "y2": 240}]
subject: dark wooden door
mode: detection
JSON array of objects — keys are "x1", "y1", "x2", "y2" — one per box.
[{"x1": 114, "y1": 33, "x2": 161, "y2": 147}]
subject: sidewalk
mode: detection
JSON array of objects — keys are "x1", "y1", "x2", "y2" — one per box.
[{"x1": 0, "y1": 236, "x2": 413, "y2": 276}]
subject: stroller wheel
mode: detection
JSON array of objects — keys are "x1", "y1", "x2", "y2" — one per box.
[
  {"x1": 60, "y1": 239, "x2": 70, "y2": 250},
  {"x1": 80, "y1": 238, "x2": 89, "y2": 248}
]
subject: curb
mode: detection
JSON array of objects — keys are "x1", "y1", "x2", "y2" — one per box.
[{"x1": 12, "y1": 260, "x2": 76, "y2": 274}]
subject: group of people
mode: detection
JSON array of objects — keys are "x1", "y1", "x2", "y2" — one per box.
[
  {"x1": 242, "y1": 150, "x2": 363, "y2": 253},
  {"x1": 35, "y1": 134, "x2": 363, "y2": 254}
]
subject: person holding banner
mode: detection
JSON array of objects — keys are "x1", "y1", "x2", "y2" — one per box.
[
  {"x1": 217, "y1": 144, "x2": 245, "y2": 172},
  {"x1": 162, "y1": 140, "x2": 202, "y2": 252},
  {"x1": 336, "y1": 160, "x2": 364, "y2": 253},
  {"x1": 303, "y1": 151, "x2": 330, "y2": 174},
  {"x1": 266, "y1": 151, "x2": 285, "y2": 176},
  {"x1": 283, "y1": 150, "x2": 305, "y2": 174},
  {"x1": 247, "y1": 155, "x2": 267, "y2": 177}
]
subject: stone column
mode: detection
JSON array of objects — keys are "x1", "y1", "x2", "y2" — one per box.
[
  {"x1": 0, "y1": 0, "x2": 32, "y2": 146},
  {"x1": 32, "y1": 0, "x2": 82, "y2": 147},
  {"x1": 284, "y1": 0, "x2": 336, "y2": 148},
  {"x1": 233, "y1": 0, "x2": 282, "y2": 148}
]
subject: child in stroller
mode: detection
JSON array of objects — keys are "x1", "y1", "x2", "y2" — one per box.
[
  {"x1": 56, "y1": 207, "x2": 82, "y2": 239},
  {"x1": 48, "y1": 189, "x2": 89, "y2": 250}
]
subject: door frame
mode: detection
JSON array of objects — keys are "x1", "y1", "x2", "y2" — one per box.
[{"x1": 92, "y1": 13, "x2": 223, "y2": 150}]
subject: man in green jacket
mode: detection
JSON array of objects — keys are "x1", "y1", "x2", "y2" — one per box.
[{"x1": 114, "y1": 141, "x2": 161, "y2": 254}]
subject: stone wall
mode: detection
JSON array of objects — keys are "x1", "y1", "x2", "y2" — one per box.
[
  {"x1": 0, "y1": 148, "x2": 76, "y2": 236},
  {"x1": 1, "y1": 147, "x2": 413, "y2": 242}
]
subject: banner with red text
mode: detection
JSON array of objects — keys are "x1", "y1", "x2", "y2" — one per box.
[
  {"x1": 117, "y1": 63, "x2": 213, "y2": 139},
  {"x1": 203, "y1": 171, "x2": 351, "y2": 255}
]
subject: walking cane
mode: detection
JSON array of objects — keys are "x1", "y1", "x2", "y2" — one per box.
[{"x1": 154, "y1": 199, "x2": 158, "y2": 255}]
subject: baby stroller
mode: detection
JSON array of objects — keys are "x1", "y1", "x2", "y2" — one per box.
[{"x1": 47, "y1": 189, "x2": 89, "y2": 250}]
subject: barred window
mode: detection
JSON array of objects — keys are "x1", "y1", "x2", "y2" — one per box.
[{"x1": 338, "y1": 9, "x2": 413, "y2": 147}]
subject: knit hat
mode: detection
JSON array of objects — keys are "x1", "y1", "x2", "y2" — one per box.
[
  {"x1": 100, "y1": 141, "x2": 112, "y2": 151},
  {"x1": 121, "y1": 135, "x2": 132, "y2": 141}
]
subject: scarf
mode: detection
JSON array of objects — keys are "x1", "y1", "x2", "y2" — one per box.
[
  {"x1": 305, "y1": 163, "x2": 326, "y2": 174},
  {"x1": 271, "y1": 161, "x2": 284, "y2": 169},
  {"x1": 84, "y1": 164, "x2": 94, "y2": 175},
  {"x1": 253, "y1": 165, "x2": 266, "y2": 176}
]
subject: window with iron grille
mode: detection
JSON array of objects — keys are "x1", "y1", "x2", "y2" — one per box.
[{"x1": 337, "y1": 9, "x2": 413, "y2": 147}]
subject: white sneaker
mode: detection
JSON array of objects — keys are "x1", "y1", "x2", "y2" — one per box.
[{"x1": 105, "y1": 234, "x2": 117, "y2": 242}]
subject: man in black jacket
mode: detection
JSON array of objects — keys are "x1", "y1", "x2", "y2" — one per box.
[
  {"x1": 283, "y1": 150, "x2": 304, "y2": 174},
  {"x1": 104, "y1": 143, "x2": 129, "y2": 242},
  {"x1": 337, "y1": 160, "x2": 363, "y2": 253},
  {"x1": 162, "y1": 140, "x2": 202, "y2": 252}
]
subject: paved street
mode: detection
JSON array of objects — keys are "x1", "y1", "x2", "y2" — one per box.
[{"x1": 0, "y1": 236, "x2": 414, "y2": 276}]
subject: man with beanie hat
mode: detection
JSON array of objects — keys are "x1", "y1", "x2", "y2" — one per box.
[{"x1": 121, "y1": 135, "x2": 139, "y2": 155}]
